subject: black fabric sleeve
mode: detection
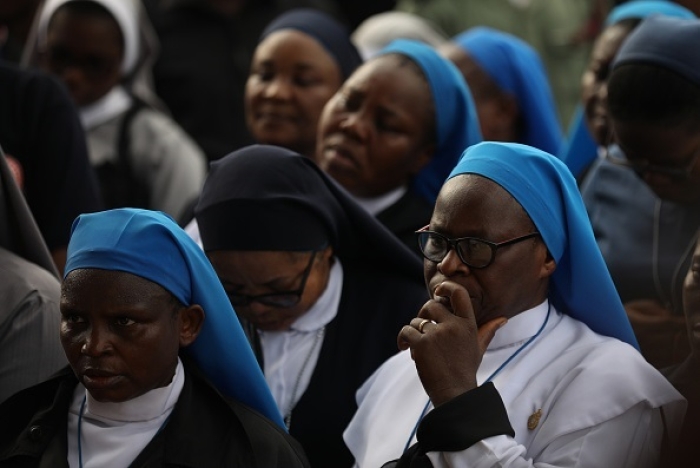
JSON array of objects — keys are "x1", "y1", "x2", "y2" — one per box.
[{"x1": 393, "y1": 383, "x2": 515, "y2": 468}]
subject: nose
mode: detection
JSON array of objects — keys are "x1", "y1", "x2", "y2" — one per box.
[
  {"x1": 263, "y1": 76, "x2": 293, "y2": 101},
  {"x1": 437, "y1": 247, "x2": 471, "y2": 277},
  {"x1": 80, "y1": 324, "x2": 113, "y2": 357},
  {"x1": 338, "y1": 110, "x2": 369, "y2": 142}
]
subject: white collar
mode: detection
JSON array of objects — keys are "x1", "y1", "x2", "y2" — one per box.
[
  {"x1": 287, "y1": 257, "x2": 343, "y2": 333},
  {"x1": 352, "y1": 186, "x2": 408, "y2": 217},
  {"x1": 82, "y1": 357, "x2": 184, "y2": 423},
  {"x1": 487, "y1": 300, "x2": 551, "y2": 350},
  {"x1": 79, "y1": 86, "x2": 133, "y2": 130}
]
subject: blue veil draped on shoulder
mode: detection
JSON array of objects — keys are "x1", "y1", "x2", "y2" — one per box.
[
  {"x1": 64, "y1": 208, "x2": 286, "y2": 429},
  {"x1": 450, "y1": 142, "x2": 639, "y2": 349}
]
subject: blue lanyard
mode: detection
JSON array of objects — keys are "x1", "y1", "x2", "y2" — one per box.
[
  {"x1": 402, "y1": 304, "x2": 552, "y2": 453},
  {"x1": 77, "y1": 394, "x2": 172, "y2": 468}
]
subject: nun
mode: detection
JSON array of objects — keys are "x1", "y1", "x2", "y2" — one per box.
[
  {"x1": 0, "y1": 208, "x2": 309, "y2": 466},
  {"x1": 440, "y1": 27, "x2": 563, "y2": 155},
  {"x1": 344, "y1": 142, "x2": 685, "y2": 468},
  {"x1": 37, "y1": 0, "x2": 207, "y2": 222},
  {"x1": 245, "y1": 8, "x2": 362, "y2": 158},
  {"x1": 581, "y1": 14, "x2": 700, "y2": 369},
  {"x1": 195, "y1": 144, "x2": 428, "y2": 467},
  {"x1": 316, "y1": 39, "x2": 482, "y2": 255},
  {"x1": 559, "y1": 0, "x2": 695, "y2": 179}
]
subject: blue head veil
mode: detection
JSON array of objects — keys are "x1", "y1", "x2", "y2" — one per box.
[
  {"x1": 380, "y1": 39, "x2": 482, "y2": 206},
  {"x1": 449, "y1": 142, "x2": 639, "y2": 349},
  {"x1": 559, "y1": 0, "x2": 695, "y2": 177},
  {"x1": 64, "y1": 208, "x2": 286, "y2": 429},
  {"x1": 454, "y1": 27, "x2": 563, "y2": 155}
]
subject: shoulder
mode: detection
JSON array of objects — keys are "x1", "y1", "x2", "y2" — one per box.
[
  {"x1": 0, "y1": 248, "x2": 60, "y2": 315},
  {"x1": 515, "y1": 315, "x2": 684, "y2": 431},
  {"x1": 0, "y1": 368, "x2": 74, "y2": 440}
]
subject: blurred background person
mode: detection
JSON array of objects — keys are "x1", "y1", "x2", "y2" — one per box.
[
  {"x1": 37, "y1": 0, "x2": 207, "y2": 224},
  {"x1": 396, "y1": 0, "x2": 606, "y2": 129},
  {"x1": 0, "y1": 61, "x2": 103, "y2": 272},
  {"x1": 663, "y1": 231, "x2": 700, "y2": 467},
  {"x1": 351, "y1": 11, "x2": 447, "y2": 60},
  {"x1": 0, "y1": 147, "x2": 65, "y2": 405},
  {"x1": 245, "y1": 8, "x2": 361, "y2": 158},
  {"x1": 142, "y1": 0, "x2": 340, "y2": 162},
  {"x1": 560, "y1": 0, "x2": 695, "y2": 180},
  {"x1": 441, "y1": 26, "x2": 563, "y2": 155},
  {"x1": 315, "y1": 40, "x2": 482, "y2": 255},
  {"x1": 582, "y1": 15, "x2": 700, "y2": 368}
]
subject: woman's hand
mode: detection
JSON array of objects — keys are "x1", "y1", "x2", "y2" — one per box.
[{"x1": 398, "y1": 281, "x2": 507, "y2": 407}]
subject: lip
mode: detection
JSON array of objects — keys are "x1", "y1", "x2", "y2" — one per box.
[
  {"x1": 254, "y1": 111, "x2": 298, "y2": 124},
  {"x1": 81, "y1": 368, "x2": 123, "y2": 390},
  {"x1": 321, "y1": 138, "x2": 362, "y2": 171}
]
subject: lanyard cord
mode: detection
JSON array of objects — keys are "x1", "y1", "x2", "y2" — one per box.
[
  {"x1": 403, "y1": 304, "x2": 552, "y2": 453},
  {"x1": 77, "y1": 394, "x2": 172, "y2": 468}
]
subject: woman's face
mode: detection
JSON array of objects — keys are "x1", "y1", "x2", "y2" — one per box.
[
  {"x1": 315, "y1": 55, "x2": 435, "y2": 198},
  {"x1": 44, "y1": 9, "x2": 123, "y2": 107},
  {"x1": 60, "y1": 270, "x2": 201, "y2": 403},
  {"x1": 581, "y1": 23, "x2": 632, "y2": 145},
  {"x1": 207, "y1": 248, "x2": 333, "y2": 331},
  {"x1": 612, "y1": 119, "x2": 700, "y2": 203},
  {"x1": 245, "y1": 30, "x2": 342, "y2": 157}
]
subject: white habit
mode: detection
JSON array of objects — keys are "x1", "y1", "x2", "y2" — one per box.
[{"x1": 344, "y1": 302, "x2": 686, "y2": 468}]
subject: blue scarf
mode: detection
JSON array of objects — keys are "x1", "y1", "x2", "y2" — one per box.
[
  {"x1": 450, "y1": 142, "x2": 639, "y2": 349},
  {"x1": 454, "y1": 27, "x2": 563, "y2": 155},
  {"x1": 559, "y1": 1, "x2": 695, "y2": 178},
  {"x1": 64, "y1": 208, "x2": 286, "y2": 429},
  {"x1": 380, "y1": 39, "x2": 482, "y2": 206}
]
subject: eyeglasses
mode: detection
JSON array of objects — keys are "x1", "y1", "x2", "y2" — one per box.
[
  {"x1": 416, "y1": 226, "x2": 540, "y2": 269},
  {"x1": 226, "y1": 251, "x2": 318, "y2": 308},
  {"x1": 602, "y1": 143, "x2": 700, "y2": 180}
]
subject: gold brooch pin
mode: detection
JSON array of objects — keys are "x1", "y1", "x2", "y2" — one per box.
[{"x1": 527, "y1": 409, "x2": 542, "y2": 430}]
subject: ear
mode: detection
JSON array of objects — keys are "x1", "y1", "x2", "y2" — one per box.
[
  {"x1": 408, "y1": 144, "x2": 436, "y2": 175},
  {"x1": 320, "y1": 245, "x2": 334, "y2": 262},
  {"x1": 178, "y1": 304, "x2": 205, "y2": 348},
  {"x1": 539, "y1": 248, "x2": 557, "y2": 280}
]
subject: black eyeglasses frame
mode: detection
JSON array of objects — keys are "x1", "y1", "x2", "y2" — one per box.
[
  {"x1": 226, "y1": 251, "x2": 318, "y2": 309},
  {"x1": 415, "y1": 226, "x2": 541, "y2": 269}
]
